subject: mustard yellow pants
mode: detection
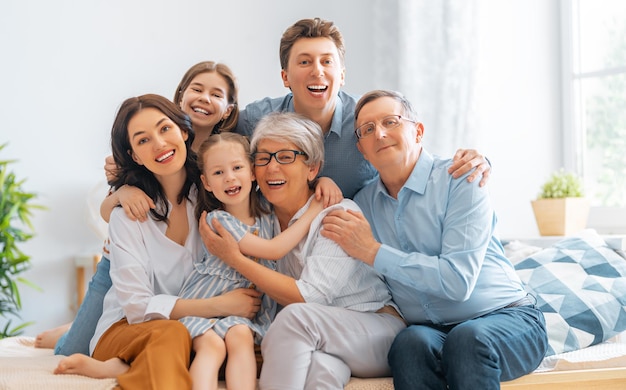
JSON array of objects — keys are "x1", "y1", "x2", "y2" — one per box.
[{"x1": 93, "y1": 318, "x2": 192, "y2": 390}]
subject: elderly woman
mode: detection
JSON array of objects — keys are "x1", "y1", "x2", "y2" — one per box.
[{"x1": 200, "y1": 111, "x2": 406, "y2": 390}]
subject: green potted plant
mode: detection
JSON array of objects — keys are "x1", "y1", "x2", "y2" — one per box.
[
  {"x1": 0, "y1": 143, "x2": 43, "y2": 338},
  {"x1": 531, "y1": 168, "x2": 590, "y2": 236}
]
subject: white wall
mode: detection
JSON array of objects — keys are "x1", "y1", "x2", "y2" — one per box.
[
  {"x1": 475, "y1": 0, "x2": 562, "y2": 238},
  {"x1": 0, "y1": 0, "x2": 559, "y2": 336}
]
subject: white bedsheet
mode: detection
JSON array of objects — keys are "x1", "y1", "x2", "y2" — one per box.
[
  {"x1": 0, "y1": 336, "x2": 116, "y2": 390},
  {"x1": 2, "y1": 334, "x2": 626, "y2": 389},
  {"x1": 536, "y1": 331, "x2": 626, "y2": 372}
]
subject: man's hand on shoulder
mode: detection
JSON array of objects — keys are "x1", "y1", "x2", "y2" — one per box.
[{"x1": 321, "y1": 209, "x2": 380, "y2": 266}]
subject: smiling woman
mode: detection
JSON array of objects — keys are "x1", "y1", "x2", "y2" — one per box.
[
  {"x1": 53, "y1": 94, "x2": 207, "y2": 389},
  {"x1": 32, "y1": 60, "x2": 245, "y2": 360},
  {"x1": 199, "y1": 112, "x2": 406, "y2": 389},
  {"x1": 126, "y1": 107, "x2": 189, "y2": 176}
]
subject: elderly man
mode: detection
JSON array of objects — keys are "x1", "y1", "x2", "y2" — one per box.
[{"x1": 321, "y1": 90, "x2": 548, "y2": 390}]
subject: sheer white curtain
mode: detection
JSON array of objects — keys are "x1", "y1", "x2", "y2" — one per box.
[{"x1": 372, "y1": 0, "x2": 480, "y2": 157}]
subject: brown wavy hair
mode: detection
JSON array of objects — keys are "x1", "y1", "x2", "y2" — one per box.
[{"x1": 173, "y1": 61, "x2": 239, "y2": 133}]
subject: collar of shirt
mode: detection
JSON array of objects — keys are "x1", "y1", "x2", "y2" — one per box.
[{"x1": 373, "y1": 149, "x2": 434, "y2": 201}]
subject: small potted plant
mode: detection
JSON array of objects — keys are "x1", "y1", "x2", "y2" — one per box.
[
  {"x1": 531, "y1": 168, "x2": 590, "y2": 236},
  {"x1": 0, "y1": 143, "x2": 43, "y2": 338}
]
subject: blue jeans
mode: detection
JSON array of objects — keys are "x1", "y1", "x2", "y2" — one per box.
[
  {"x1": 54, "y1": 256, "x2": 112, "y2": 356},
  {"x1": 388, "y1": 305, "x2": 547, "y2": 390}
]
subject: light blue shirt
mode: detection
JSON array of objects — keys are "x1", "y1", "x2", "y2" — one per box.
[
  {"x1": 354, "y1": 149, "x2": 526, "y2": 325},
  {"x1": 235, "y1": 90, "x2": 378, "y2": 199}
]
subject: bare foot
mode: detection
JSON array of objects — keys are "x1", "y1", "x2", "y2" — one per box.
[
  {"x1": 35, "y1": 323, "x2": 71, "y2": 349},
  {"x1": 54, "y1": 354, "x2": 129, "y2": 379}
]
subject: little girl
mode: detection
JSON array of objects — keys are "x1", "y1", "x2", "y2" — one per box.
[{"x1": 180, "y1": 132, "x2": 323, "y2": 390}]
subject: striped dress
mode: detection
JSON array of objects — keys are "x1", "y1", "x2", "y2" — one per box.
[{"x1": 178, "y1": 210, "x2": 276, "y2": 344}]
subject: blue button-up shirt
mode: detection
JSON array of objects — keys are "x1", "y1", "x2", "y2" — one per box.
[
  {"x1": 354, "y1": 149, "x2": 526, "y2": 325},
  {"x1": 235, "y1": 90, "x2": 378, "y2": 199}
]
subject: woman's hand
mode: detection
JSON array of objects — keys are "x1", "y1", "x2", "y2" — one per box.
[
  {"x1": 172, "y1": 287, "x2": 262, "y2": 320},
  {"x1": 314, "y1": 177, "x2": 343, "y2": 207},
  {"x1": 211, "y1": 288, "x2": 262, "y2": 320},
  {"x1": 448, "y1": 149, "x2": 491, "y2": 187}
]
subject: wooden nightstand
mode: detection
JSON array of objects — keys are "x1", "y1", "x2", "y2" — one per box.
[{"x1": 74, "y1": 254, "x2": 101, "y2": 308}]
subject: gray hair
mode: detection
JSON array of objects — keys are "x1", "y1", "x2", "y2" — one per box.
[
  {"x1": 354, "y1": 89, "x2": 418, "y2": 123},
  {"x1": 250, "y1": 112, "x2": 325, "y2": 172}
]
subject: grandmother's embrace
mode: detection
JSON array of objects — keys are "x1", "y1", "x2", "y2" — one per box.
[{"x1": 200, "y1": 112, "x2": 407, "y2": 389}]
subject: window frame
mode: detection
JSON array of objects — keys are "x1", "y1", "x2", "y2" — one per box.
[{"x1": 560, "y1": 0, "x2": 626, "y2": 234}]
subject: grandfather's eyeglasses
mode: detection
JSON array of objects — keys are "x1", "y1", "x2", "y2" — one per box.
[
  {"x1": 252, "y1": 150, "x2": 307, "y2": 166},
  {"x1": 354, "y1": 115, "x2": 416, "y2": 139}
]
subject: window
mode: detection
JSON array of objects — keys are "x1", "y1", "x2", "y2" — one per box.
[{"x1": 562, "y1": 0, "x2": 626, "y2": 233}]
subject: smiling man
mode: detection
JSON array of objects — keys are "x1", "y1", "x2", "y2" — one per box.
[
  {"x1": 235, "y1": 17, "x2": 374, "y2": 199},
  {"x1": 235, "y1": 17, "x2": 490, "y2": 200},
  {"x1": 321, "y1": 90, "x2": 548, "y2": 390}
]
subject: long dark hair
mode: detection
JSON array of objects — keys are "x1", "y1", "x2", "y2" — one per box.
[
  {"x1": 109, "y1": 94, "x2": 202, "y2": 223},
  {"x1": 195, "y1": 132, "x2": 269, "y2": 221}
]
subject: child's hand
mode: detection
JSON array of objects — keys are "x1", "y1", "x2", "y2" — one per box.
[
  {"x1": 104, "y1": 155, "x2": 120, "y2": 184},
  {"x1": 116, "y1": 185, "x2": 156, "y2": 222},
  {"x1": 314, "y1": 177, "x2": 343, "y2": 207}
]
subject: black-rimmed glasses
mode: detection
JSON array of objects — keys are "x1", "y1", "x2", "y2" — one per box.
[
  {"x1": 354, "y1": 115, "x2": 416, "y2": 139},
  {"x1": 252, "y1": 150, "x2": 307, "y2": 166}
]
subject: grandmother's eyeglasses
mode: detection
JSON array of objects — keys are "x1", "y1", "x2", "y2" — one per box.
[{"x1": 252, "y1": 150, "x2": 307, "y2": 166}]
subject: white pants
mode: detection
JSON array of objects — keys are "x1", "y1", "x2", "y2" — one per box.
[{"x1": 259, "y1": 303, "x2": 406, "y2": 390}]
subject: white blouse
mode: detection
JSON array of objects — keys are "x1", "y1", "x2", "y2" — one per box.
[
  {"x1": 89, "y1": 196, "x2": 202, "y2": 354},
  {"x1": 277, "y1": 196, "x2": 395, "y2": 313}
]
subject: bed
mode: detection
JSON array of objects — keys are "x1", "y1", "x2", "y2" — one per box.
[
  {"x1": 1, "y1": 229, "x2": 625, "y2": 389},
  {"x1": 1, "y1": 334, "x2": 626, "y2": 389}
]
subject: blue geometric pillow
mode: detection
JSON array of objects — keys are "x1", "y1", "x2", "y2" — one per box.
[{"x1": 515, "y1": 234, "x2": 626, "y2": 356}]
